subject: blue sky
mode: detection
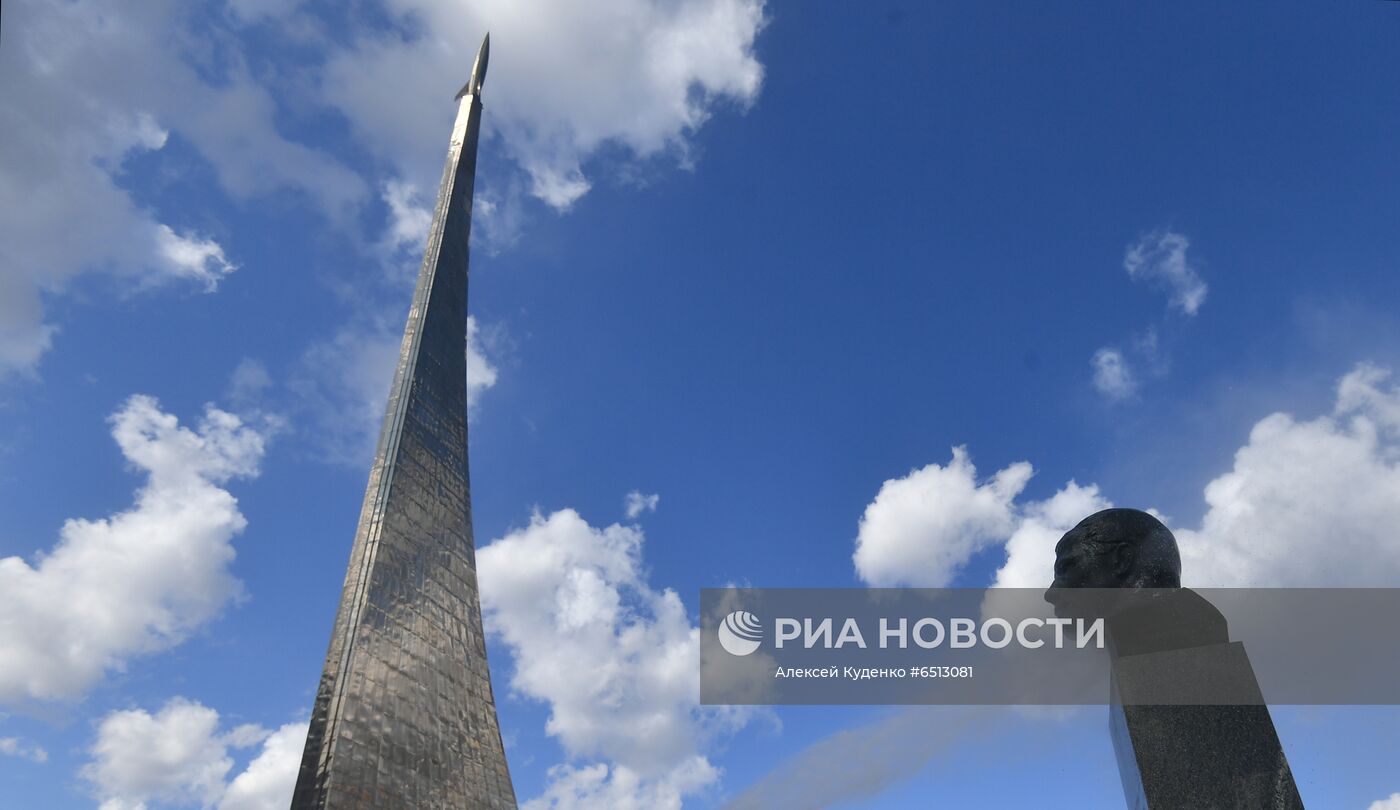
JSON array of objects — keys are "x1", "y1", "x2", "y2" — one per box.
[{"x1": 2, "y1": 1, "x2": 1400, "y2": 808}]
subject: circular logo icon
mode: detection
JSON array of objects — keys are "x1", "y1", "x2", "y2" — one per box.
[{"x1": 718, "y1": 611, "x2": 763, "y2": 656}]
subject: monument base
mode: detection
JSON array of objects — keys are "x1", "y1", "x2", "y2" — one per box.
[{"x1": 1109, "y1": 642, "x2": 1303, "y2": 809}]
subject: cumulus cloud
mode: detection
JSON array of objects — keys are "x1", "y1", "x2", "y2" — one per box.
[
  {"x1": 1175, "y1": 363, "x2": 1400, "y2": 587},
  {"x1": 0, "y1": 396, "x2": 264, "y2": 704},
  {"x1": 0, "y1": 736, "x2": 48, "y2": 764},
  {"x1": 478, "y1": 508, "x2": 747, "y2": 809},
  {"x1": 1370, "y1": 793, "x2": 1400, "y2": 810},
  {"x1": 1123, "y1": 229, "x2": 1208, "y2": 316},
  {"x1": 859, "y1": 363, "x2": 1400, "y2": 591},
  {"x1": 219, "y1": 722, "x2": 312, "y2": 810},
  {"x1": 321, "y1": 0, "x2": 767, "y2": 212},
  {"x1": 83, "y1": 697, "x2": 306, "y2": 810},
  {"x1": 528, "y1": 759, "x2": 718, "y2": 810},
  {"x1": 0, "y1": 0, "x2": 364, "y2": 379},
  {"x1": 624, "y1": 491, "x2": 660, "y2": 519},
  {"x1": 1091, "y1": 347, "x2": 1137, "y2": 401},
  {"x1": 85, "y1": 699, "x2": 241, "y2": 809},
  {"x1": 992, "y1": 482, "x2": 1112, "y2": 589},
  {"x1": 851, "y1": 452, "x2": 1112, "y2": 591},
  {"x1": 853, "y1": 448, "x2": 1032, "y2": 587}
]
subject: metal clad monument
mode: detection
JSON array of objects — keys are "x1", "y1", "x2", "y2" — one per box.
[{"x1": 292, "y1": 35, "x2": 517, "y2": 809}]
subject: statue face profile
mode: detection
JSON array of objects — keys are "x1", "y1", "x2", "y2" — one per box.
[{"x1": 1044, "y1": 508, "x2": 1182, "y2": 617}]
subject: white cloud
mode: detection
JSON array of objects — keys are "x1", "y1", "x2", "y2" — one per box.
[
  {"x1": 1089, "y1": 230, "x2": 1205, "y2": 400},
  {"x1": 526, "y1": 758, "x2": 717, "y2": 810},
  {"x1": 1370, "y1": 793, "x2": 1400, "y2": 810},
  {"x1": 478, "y1": 508, "x2": 745, "y2": 808},
  {"x1": 468, "y1": 316, "x2": 501, "y2": 405},
  {"x1": 1, "y1": 0, "x2": 769, "y2": 384},
  {"x1": 85, "y1": 699, "x2": 243, "y2": 809},
  {"x1": 624, "y1": 491, "x2": 660, "y2": 519},
  {"x1": 153, "y1": 226, "x2": 238, "y2": 291},
  {"x1": 1176, "y1": 363, "x2": 1400, "y2": 587},
  {"x1": 1091, "y1": 347, "x2": 1137, "y2": 401},
  {"x1": 1338, "y1": 363, "x2": 1400, "y2": 431},
  {"x1": 853, "y1": 447, "x2": 1032, "y2": 587},
  {"x1": 83, "y1": 697, "x2": 306, "y2": 810},
  {"x1": 992, "y1": 482, "x2": 1112, "y2": 589},
  {"x1": 382, "y1": 180, "x2": 434, "y2": 252},
  {"x1": 0, "y1": 736, "x2": 48, "y2": 763},
  {"x1": 880, "y1": 363, "x2": 1400, "y2": 590},
  {"x1": 321, "y1": 0, "x2": 767, "y2": 213},
  {"x1": 0, "y1": 0, "x2": 363, "y2": 378},
  {"x1": 1123, "y1": 229, "x2": 1208, "y2": 316},
  {"x1": 0, "y1": 396, "x2": 264, "y2": 704},
  {"x1": 219, "y1": 722, "x2": 311, "y2": 810}
]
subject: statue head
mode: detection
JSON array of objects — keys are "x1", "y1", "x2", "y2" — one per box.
[{"x1": 1044, "y1": 508, "x2": 1181, "y2": 615}]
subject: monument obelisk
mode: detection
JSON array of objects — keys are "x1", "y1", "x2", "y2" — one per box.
[{"x1": 292, "y1": 35, "x2": 516, "y2": 809}]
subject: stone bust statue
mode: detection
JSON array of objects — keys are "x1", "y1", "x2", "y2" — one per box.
[
  {"x1": 1045, "y1": 508, "x2": 1225, "y2": 657},
  {"x1": 1049, "y1": 508, "x2": 1181, "y2": 591},
  {"x1": 1049, "y1": 512, "x2": 1303, "y2": 807}
]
